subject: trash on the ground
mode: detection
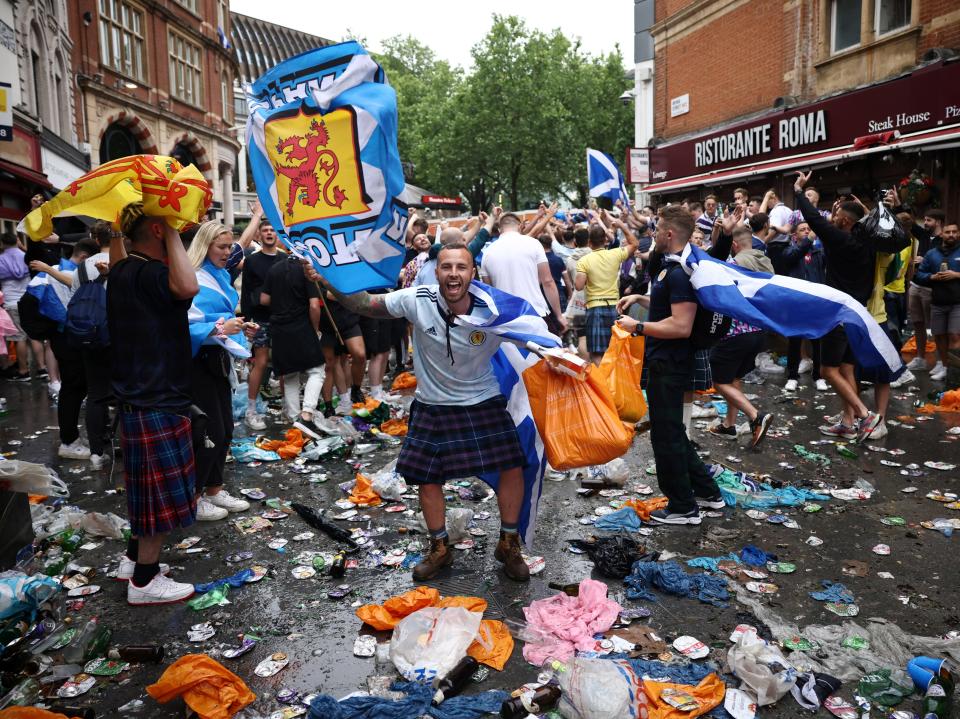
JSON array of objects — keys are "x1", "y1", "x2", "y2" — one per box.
[{"x1": 146, "y1": 653, "x2": 256, "y2": 718}]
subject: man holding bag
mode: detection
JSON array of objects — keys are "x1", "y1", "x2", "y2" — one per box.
[{"x1": 616, "y1": 206, "x2": 723, "y2": 525}]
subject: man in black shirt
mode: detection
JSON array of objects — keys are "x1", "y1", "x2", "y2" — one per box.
[
  {"x1": 240, "y1": 219, "x2": 282, "y2": 429},
  {"x1": 107, "y1": 202, "x2": 200, "y2": 605}
]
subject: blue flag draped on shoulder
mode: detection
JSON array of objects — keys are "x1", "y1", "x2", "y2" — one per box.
[
  {"x1": 456, "y1": 281, "x2": 561, "y2": 548},
  {"x1": 246, "y1": 41, "x2": 408, "y2": 293},
  {"x1": 587, "y1": 148, "x2": 628, "y2": 205},
  {"x1": 679, "y1": 244, "x2": 904, "y2": 376}
]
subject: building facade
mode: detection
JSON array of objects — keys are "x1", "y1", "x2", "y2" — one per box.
[
  {"x1": 67, "y1": 0, "x2": 241, "y2": 224},
  {"x1": 642, "y1": 0, "x2": 960, "y2": 215}
]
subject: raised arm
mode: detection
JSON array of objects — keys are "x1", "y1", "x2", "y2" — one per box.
[
  {"x1": 302, "y1": 260, "x2": 395, "y2": 319},
  {"x1": 238, "y1": 201, "x2": 263, "y2": 250},
  {"x1": 166, "y1": 227, "x2": 199, "y2": 300}
]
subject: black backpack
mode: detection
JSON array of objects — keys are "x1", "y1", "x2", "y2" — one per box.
[
  {"x1": 16, "y1": 292, "x2": 59, "y2": 341},
  {"x1": 65, "y1": 262, "x2": 109, "y2": 348},
  {"x1": 664, "y1": 263, "x2": 731, "y2": 349}
]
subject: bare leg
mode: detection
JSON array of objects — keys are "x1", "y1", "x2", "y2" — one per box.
[
  {"x1": 873, "y1": 382, "x2": 890, "y2": 419},
  {"x1": 590, "y1": 353, "x2": 603, "y2": 366},
  {"x1": 247, "y1": 346, "x2": 270, "y2": 403},
  {"x1": 419, "y1": 484, "x2": 446, "y2": 531},
  {"x1": 367, "y1": 351, "x2": 388, "y2": 388},
  {"x1": 821, "y1": 365, "x2": 868, "y2": 422},
  {"x1": 935, "y1": 333, "x2": 950, "y2": 367},
  {"x1": 496, "y1": 467, "x2": 524, "y2": 525},
  {"x1": 29, "y1": 339, "x2": 46, "y2": 372},
  {"x1": 44, "y1": 342, "x2": 59, "y2": 383},
  {"x1": 14, "y1": 340, "x2": 28, "y2": 373},
  {"x1": 345, "y1": 336, "x2": 366, "y2": 387},
  {"x1": 715, "y1": 380, "x2": 758, "y2": 424}
]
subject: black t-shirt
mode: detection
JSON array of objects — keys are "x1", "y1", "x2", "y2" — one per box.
[
  {"x1": 645, "y1": 259, "x2": 697, "y2": 363},
  {"x1": 25, "y1": 240, "x2": 63, "y2": 277},
  {"x1": 262, "y1": 256, "x2": 320, "y2": 325},
  {"x1": 545, "y1": 251, "x2": 566, "y2": 292},
  {"x1": 107, "y1": 251, "x2": 192, "y2": 412},
  {"x1": 240, "y1": 251, "x2": 282, "y2": 323}
]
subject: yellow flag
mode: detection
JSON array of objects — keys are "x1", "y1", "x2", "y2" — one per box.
[{"x1": 24, "y1": 155, "x2": 213, "y2": 241}]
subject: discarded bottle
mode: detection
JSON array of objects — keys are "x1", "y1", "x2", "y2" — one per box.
[
  {"x1": 57, "y1": 529, "x2": 85, "y2": 553},
  {"x1": 47, "y1": 705, "x2": 95, "y2": 719},
  {"x1": 548, "y1": 582, "x2": 580, "y2": 597},
  {"x1": 84, "y1": 626, "x2": 112, "y2": 661},
  {"x1": 108, "y1": 644, "x2": 165, "y2": 663},
  {"x1": 0, "y1": 616, "x2": 29, "y2": 646},
  {"x1": 0, "y1": 677, "x2": 39, "y2": 706},
  {"x1": 62, "y1": 617, "x2": 98, "y2": 664},
  {"x1": 290, "y1": 503, "x2": 358, "y2": 549},
  {"x1": 500, "y1": 683, "x2": 562, "y2": 718},
  {"x1": 329, "y1": 552, "x2": 346, "y2": 579},
  {"x1": 922, "y1": 677, "x2": 952, "y2": 719},
  {"x1": 312, "y1": 555, "x2": 326, "y2": 573},
  {"x1": 42, "y1": 553, "x2": 71, "y2": 577},
  {"x1": 431, "y1": 656, "x2": 479, "y2": 705}
]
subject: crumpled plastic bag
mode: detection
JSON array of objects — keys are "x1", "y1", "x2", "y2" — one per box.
[
  {"x1": 594, "y1": 325, "x2": 647, "y2": 423},
  {"x1": 0, "y1": 571, "x2": 60, "y2": 621},
  {"x1": 231, "y1": 383, "x2": 266, "y2": 421},
  {"x1": 594, "y1": 506, "x2": 643, "y2": 533},
  {"x1": 0, "y1": 460, "x2": 67, "y2": 498},
  {"x1": 146, "y1": 653, "x2": 256, "y2": 719},
  {"x1": 229, "y1": 441, "x2": 280, "y2": 463},
  {"x1": 391, "y1": 371, "x2": 417, "y2": 390},
  {"x1": 0, "y1": 710, "x2": 76, "y2": 719},
  {"x1": 357, "y1": 587, "x2": 442, "y2": 631},
  {"x1": 809, "y1": 580, "x2": 854, "y2": 604},
  {"x1": 568, "y1": 536, "x2": 643, "y2": 579},
  {"x1": 625, "y1": 561, "x2": 729, "y2": 607},
  {"x1": 71, "y1": 510, "x2": 127, "y2": 539},
  {"x1": 623, "y1": 496, "x2": 669, "y2": 521},
  {"x1": 555, "y1": 656, "x2": 650, "y2": 719},
  {"x1": 643, "y1": 673, "x2": 726, "y2": 719},
  {"x1": 389, "y1": 606, "x2": 483, "y2": 682},
  {"x1": 348, "y1": 473, "x2": 382, "y2": 507},
  {"x1": 369, "y1": 460, "x2": 407, "y2": 501},
  {"x1": 300, "y1": 435, "x2": 349, "y2": 461},
  {"x1": 258, "y1": 429, "x2": 306, "y2": 459},
  {"x1": 379, "y1": 418, "x2": 408, "y2": 436},
  {"x1": 416, "y1": 508, "x2": 473, "y2": 542},
  {"x1": 917, "y1": 388, "x2": 960, "y2": 414},
  {"x1": 727, "y1": 632, "x2": 796, "y2": 706},
  {"x1": 467, "y1": 619, "x2": 513, "y2": 671}
]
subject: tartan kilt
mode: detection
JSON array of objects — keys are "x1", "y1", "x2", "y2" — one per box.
[
  {"x1": 397, "y1": 396, "x2": 525, "y2": 485},
  {"x1": 120, "y1": 408, "x2": 197, "y2": 536},
  {"x1": 687, "y1": 348, "x2": 714, "y2": 391},
  {"x1": 585, "y1": 305, "x2": 618, "y2": 355}
]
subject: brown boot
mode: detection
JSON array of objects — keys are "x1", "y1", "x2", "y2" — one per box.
[
  {"x1": 412, "y1": 536, "x2": 454, "y2": 581},
  {"x1": 494, "y1": 532, "x2": 530, "y2": 582}
]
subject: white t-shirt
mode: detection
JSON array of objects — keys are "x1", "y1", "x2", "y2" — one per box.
[
  {"x1": 70, "y1": 252, "x2": 110, "y2": 291},
  {"x1": 479, "y1": 231, "x2": 549, "y2": 316},
  {"x1": 767, "y1": 202, "x2": 793, "y2": 245},
  {"x1": 384, "y1": 286, "x2": 506, "y2": 406},
  {"x1": 412, "y1": 258, "x2": 436, "y2": 287}
]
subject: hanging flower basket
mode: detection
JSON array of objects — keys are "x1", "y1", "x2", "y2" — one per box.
[{"x1": 898, "y1": 170, "x2": 935, "y2": 207}]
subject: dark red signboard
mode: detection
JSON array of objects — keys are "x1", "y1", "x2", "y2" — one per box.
[
  {"x1": 421, "y1": 194, "x2": 463, "y2": 206},
  {"x1": 649, "y1": 61, "x2": 960, "y2": 183}
]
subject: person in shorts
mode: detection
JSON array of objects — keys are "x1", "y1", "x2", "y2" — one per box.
[
  {"x1": 305, "y1": 243, "x2": 535, "y2": 582},
  {"x1": 360, "y1": 290, "x2": 395, "y2": 402},
  {"x1": 318, "y1": 295, "x2": 366, "y2": 414}
]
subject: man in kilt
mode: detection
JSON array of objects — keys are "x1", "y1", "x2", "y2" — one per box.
[
  {"x1": 108, "y1": 203, "x2": 201, "y2": 604},
  {"x1": 306, "y1": 243, "x2": 534, "y2": 582}
]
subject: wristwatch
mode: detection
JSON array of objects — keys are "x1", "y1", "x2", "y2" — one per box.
[{"x1": 631, "y1": 322, "x2": 645, "y2": 337}]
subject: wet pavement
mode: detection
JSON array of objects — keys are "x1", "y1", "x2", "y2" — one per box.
[{"x1": 3, "y1": 367, "x2": 960, "y2": 717}]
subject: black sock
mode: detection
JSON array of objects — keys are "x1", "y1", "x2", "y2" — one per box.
[
  {"x1": 126, "y1": 537, "x2": 139, "y2": 562},
  {"x1": 132, "y1": 562, "x2": 160, "y2": 587}
]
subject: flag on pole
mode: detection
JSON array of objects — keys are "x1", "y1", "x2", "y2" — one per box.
[
  {"x1": 586, "y1": 148, "x2": 628, "y2": 205},
  {"x1": 679, "y1": 244, "x2": 904, "y2": 376},
  {"x1": 245, "y1": 41, "x2": 409, "y2": 294}
]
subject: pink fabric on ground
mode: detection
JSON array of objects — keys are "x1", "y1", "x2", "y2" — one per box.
[{"x1": 521, "y1": 578, "x2": 622, "y2": 665}]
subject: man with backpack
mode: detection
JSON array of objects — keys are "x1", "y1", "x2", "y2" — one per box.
[{"x1": 615, "y1": 205, "x2": 723, "y2": 526}]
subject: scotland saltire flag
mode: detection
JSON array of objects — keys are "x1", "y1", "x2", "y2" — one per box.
[
  {"x1": 587, "y1": 148, "x2": 628, "y2": 205},
  {"x1": 187, "y1": 262, "x2": 251, "y2": 359},
  {"x1": 246, "y1": 41, "x2": 409, "y2": 293},
  {"x1": 679, "y1": 244, "x2": 904, "y2": 376},
  {"x1": 456, "y1": 281, "x2": 561, "y2": 548},
  {"x1": 24, "y1": 259, "x2": 77, "y2": 324}
]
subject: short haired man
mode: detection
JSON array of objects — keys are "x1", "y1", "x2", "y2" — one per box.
[
  {"x1": 616, "y1": 206, "x2": 723, "y2": 525},
  {"x1": 695, "y1": 195, "x2": 719, "y2": 236},
  {"x1": 306, "y1": 244, "x2": 537, "y2": 581},
  {"x1": 108, "y1": 203, "x2": 200, "y2": 604},
  {"x1": 906, "y1": 208, "x2": 945, "y2": 374},
  {"x1": 748, "y1": 213, "x2": 769, "y2": 251},
  {"x1": 914, "y1": 221, "x2": 959, "y2": 382},
  {"x1": 762, "y1": 190, "x2": 794, "y2": 273}
]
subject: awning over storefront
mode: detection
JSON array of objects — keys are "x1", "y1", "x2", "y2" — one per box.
[
  {"x1": 643, "y1": 123, "x2": 960, "y2": 194},
  {"x1": 0, "y1": 158, "x2": 52, "y2": 190}
]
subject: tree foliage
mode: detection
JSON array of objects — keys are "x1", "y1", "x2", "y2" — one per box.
[{"x1": 377, "y1": 16, "x2": 633, "y2": 212}]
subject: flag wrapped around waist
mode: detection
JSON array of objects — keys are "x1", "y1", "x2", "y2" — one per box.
[
  {"x1": 680, "y1": 244, "x2": 903, "y2": 376},
  {"x1": 456, "y1": 281, "x2": 560, "y2": 548},
  {"x1": 245, "y1": 41, "x2": 408, "y2": 294},
  {"x1": 187, "y1": 262, "x2": 250, "y2": 359}
]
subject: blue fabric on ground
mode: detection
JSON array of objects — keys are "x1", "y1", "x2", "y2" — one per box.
[
  {"x1": 810, "y1": 580, "x2": 855, "y2": 603},
  {"x1": 194, "y1": 568, "x2": 254, "y2": 594},
  {"x1": 595, "y1": 507, "x2": 643, "y2": 532},
  {"x1": 624, "y1": 560, "x2": 730, "y2": 607},
  {"x1": 740, "y1": 544, "x2": 776, "y2": 566},
  {"x1": 307, "y1": 681, "x2": 508, "y2": 719},
  {"x1": 686, "y1": 553, "x2": 741, "y2": 572},
  {"x1": 714, "y1": 466, "x2": 829, "y2": 509}
]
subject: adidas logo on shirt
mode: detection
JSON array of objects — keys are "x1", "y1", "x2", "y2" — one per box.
[{"x1": 424, "y1": 326, "x2": 438, "y2": 336}]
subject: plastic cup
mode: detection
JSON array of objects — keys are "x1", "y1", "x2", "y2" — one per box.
[{"x1": 907, "y1": 656, "x2": 946, "y2": 692}]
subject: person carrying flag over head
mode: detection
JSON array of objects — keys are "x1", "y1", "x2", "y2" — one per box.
[{"x1": 304, "y1": 244, "x2": 544, "y2": 582}]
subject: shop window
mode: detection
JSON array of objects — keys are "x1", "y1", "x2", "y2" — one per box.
[
  {"x1": 876, "y1": 0, "x2": 911, "y2": 36},
  {"x1": 830, "y1": 0, "x2": 862, "y2": 53},
  {"x1": 98, "y1": 0, "x2": 146, "y2": 81},
  {"x1": 100, "y1": 123, "x2": 142, "y2": 163}
]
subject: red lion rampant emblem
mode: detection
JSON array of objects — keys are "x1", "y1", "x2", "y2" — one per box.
[{"x1": 273, "y1": 119, "x2": 348, "y2": 215}]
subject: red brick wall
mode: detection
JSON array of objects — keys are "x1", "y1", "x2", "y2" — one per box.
[{"x1": 919, "y1": 0, "x2": 960, "y2": 51}]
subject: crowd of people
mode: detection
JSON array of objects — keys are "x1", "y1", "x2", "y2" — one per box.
[{"x1": 6, "y1": 167, "x2": 957, "y2": 599}]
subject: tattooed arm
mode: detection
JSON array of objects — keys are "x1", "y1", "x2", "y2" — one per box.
[{"x1": 302, "y1": 260, "x2": 396, "y2": 319}]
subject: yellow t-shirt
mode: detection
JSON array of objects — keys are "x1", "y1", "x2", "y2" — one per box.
[
  {"x1": 883, "y1": 239, "x2": 916, "y2": 294},
  {"x1": 575, "y1": 247, "x2": 629, "y2": 309}
]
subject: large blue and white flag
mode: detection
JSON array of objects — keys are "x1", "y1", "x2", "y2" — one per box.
[
  {"x1": 24, "y1": 258, "x2": 77, "y2": 324},
  {"x1": 187, "y1": 261, "x2": 251, "y2": 359},
  {"x1": 587, "y1": 148, "x2": 628, "y2": 205},
  {"x1": 455, "y1": 281, "x2": 561, "y2": 548},
  {"x1": 246, "y1": 41, "x2": 409, "y2": 293},
  {"x1": 679, "y1": 244, "x2": 904, "y2": 376}
]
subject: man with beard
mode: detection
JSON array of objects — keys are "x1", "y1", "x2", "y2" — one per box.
[{"x1": 304, "y1": 244, "x2": 534, "y2": 582}]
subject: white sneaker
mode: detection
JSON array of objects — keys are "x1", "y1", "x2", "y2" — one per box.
[
  {"x1": 47, "y1": 380, "x2": 61, "y2": 400},
  {"x1": 691, "y1": 403, "x2": 717, "y2": 419},
  {"x1": 115, "y1": 556, "x2": 170, "y2": 581},
  {"x1": 89, "y1": 453, "x2": 107, "y2": 470},
  {"x1": 784, "y1": 379, "x2": 799, "y2": 392},
  {"x1": 930, "y1": 363, "x2": 947, "y2": 381},
  {"x1": 906, "y1": 356, "x2": 928, "y2": 371},
  {"x1": 890, "y1": 369, "x2": 916, "y2": 388},
  {"x1": 336, "y1": 397, "x2": 352, "y2": 415},
  {"x1": 196, "y1": 497, "x2": 228, "y2": 521},
  {"x1": 823, "y1": 412, "x2": 843, "y2": 425},
  {"x1": 244, "y1": 410, "x2": 266, "y2": 430},
  {"x1": 797, "y1": 358, "x2": 813, "y2": 375},
  {"x1": 206, "y1": 490, "x2": 249, "y2": 513},
  {"x1": 869, "y1": 420, "x2": 889, "y2": 439},
  {"x1": 379, "y1": 391, "x2": 401, "y2": 404},
  {"x1": 58, "y1": 440, "x2": 91, "y2": 460},
  {"x1": 127, "y1": 572, "x2": 194, "y2": 605},
  {"x1": 815, "y1": 379, "x2": 829, "y2": 392}
]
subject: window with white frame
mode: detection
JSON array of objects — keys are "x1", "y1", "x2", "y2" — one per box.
[
  {"x1": 169, "y1": 31, "x2": 202, "y2": 105},
  {"x1": 830, "y1": 0, "x2": 862, "y2": 53},
  {"x1": 876, "y1": 0, "x2": 911, "y2": 35},
  {"x1": 220, "y1": 72, "x2": 232, "y2": 122},
  {"x1": 98, "y1": 0, "x2": 146, "y2": 81},
  {"x1": 175, "y1": 0, "x2": 198, "y2": 13}
]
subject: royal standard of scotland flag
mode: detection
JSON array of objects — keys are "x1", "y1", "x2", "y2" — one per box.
[
  {"x1": 587, "y1": 148, "x2": 628, "y2": 205},
  {"x1": 246, "y1": 41, "x2": 408, "y2": 293}
]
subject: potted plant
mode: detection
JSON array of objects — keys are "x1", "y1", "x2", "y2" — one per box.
[{"x1": 898, "y1": 169, "x2": 934, "y2": 208}]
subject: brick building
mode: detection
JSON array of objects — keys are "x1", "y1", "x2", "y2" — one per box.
[
  {"x1": 67, "y1": 0, "x2": 241, "y2": 224},
  {"x1": 641, "y1": 0, "x2": 960, "y2": 216}
]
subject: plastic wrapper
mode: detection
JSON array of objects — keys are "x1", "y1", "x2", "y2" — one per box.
[
  {"x1": 567, "y1": 536, "x2": 644, "y2": 579},
  {"x1": 0, "y1": 571, "x2": 60, "y2": 620},
  {"x1": 551, "y1": 656, "x2": 649, "y2": 719},
  {"x1": 389, "y1": 606, "x2": 482, "y2": 682},
  {"x1": 0, "y1": 461, "x2": 67, "y2": 498},
  {"x1": 416, "y1": 508, "x2": 474, "y2": 543},
  {"x1": 726, "y1": 631, "x2": 797, "y2": 706},
  {"x1": 369, "y1": 460, "x2": 407, "y2": 501}
]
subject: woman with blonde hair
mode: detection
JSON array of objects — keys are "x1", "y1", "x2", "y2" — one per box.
[{"x1": 186, "y1": 221, "x2": 257, "y2": 520}]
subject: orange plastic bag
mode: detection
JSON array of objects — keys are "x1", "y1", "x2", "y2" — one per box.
[
  {"x1": 523, "y1": 361, "x2": 634, "y2": 470},
  {"x1": 917, "y1": 388, "x2": 960, "y2": 414},
  {"x1": 0, "y1": 709, "x2": 76, "y2": 719},
  {"x1": 146, "y1": 654, "x2": 256, "y2": 719},
  {"x1": 467, "y1": 619, "x2": 514, "y2": 671},
  {"x1": 257, "y1": 428, "x2": 305, "y2": 459},
  {"x1": 438, "y1": 595, "x2": 488, "y2": 613},
  {"x1": 356, "y1": 586, "x2": 441, "y2": 630},
  {"x1": 391, "y1": 371, "x2": 417, "y2": 390},
  {"x1": 624, "y1": 496, "x2": 669, "y2": 521},
  {"x1": 595, "y1": 325, "x2": 647, "y2": 422},
  {"x1": 353, "y1": 397, "x2": 382, "y2": 411},
  {"x1": 643, "y1": 673, "x2": 725, "y2": 719},
  {"x1": 380, "y1": 418, "x2": 408, "y2": 436},
  {"x1": 902, "y1": 335, "x2": 936, "y2": 356},
  {"x1": 349, "y1": 473, "x2": 382, "y2": 507}
]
